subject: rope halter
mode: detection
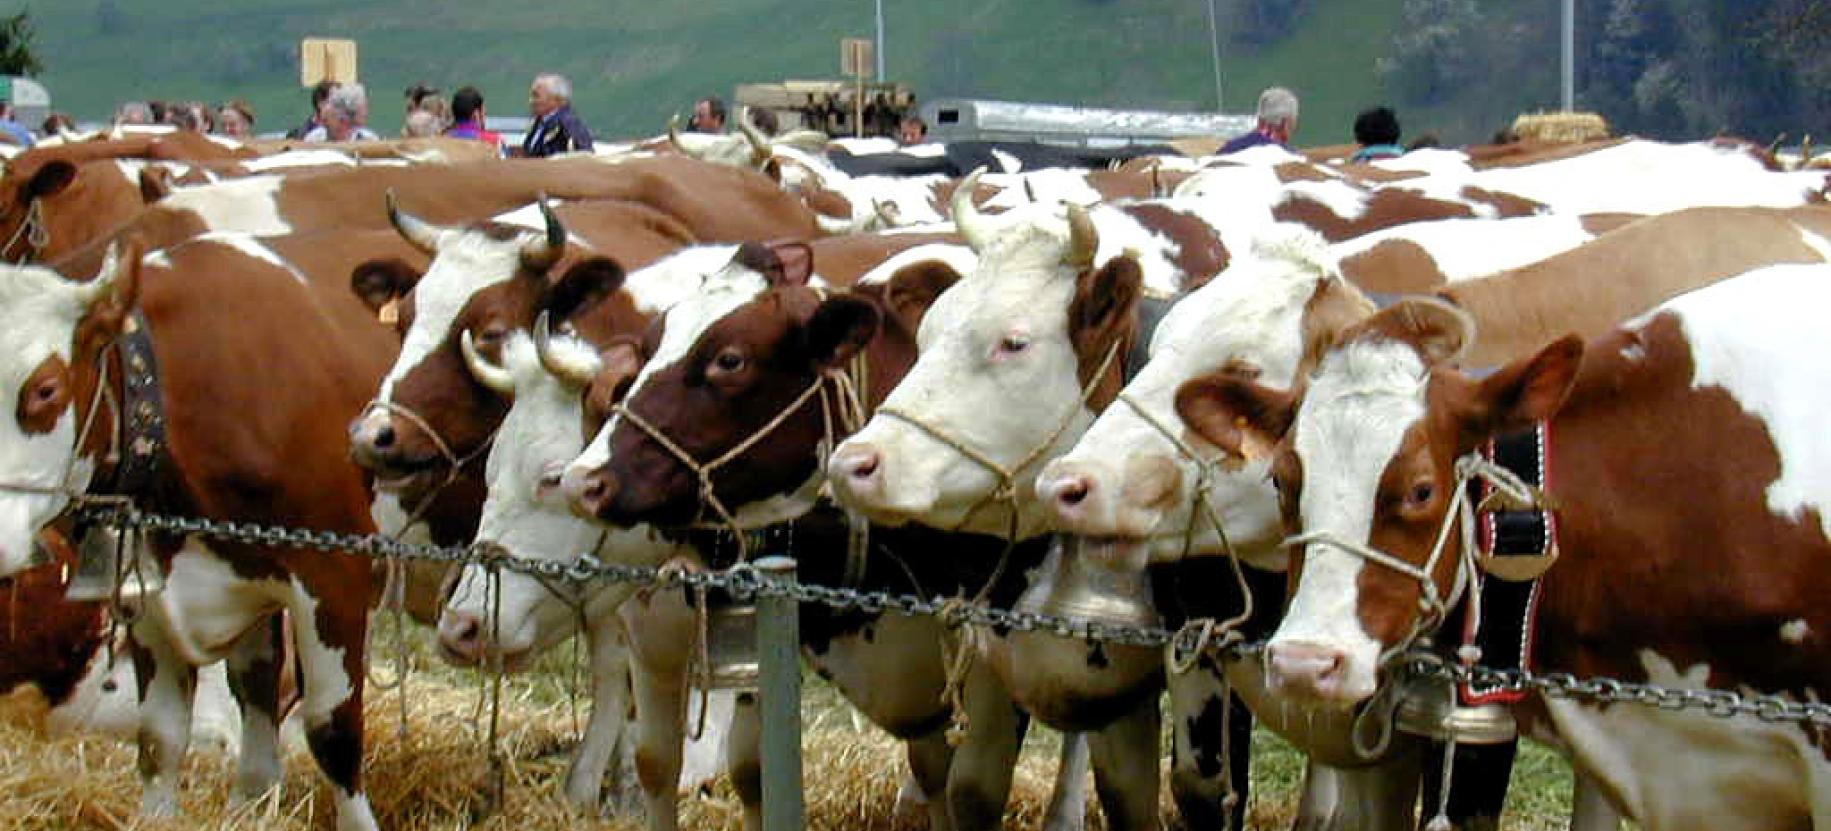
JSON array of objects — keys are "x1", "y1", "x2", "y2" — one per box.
[
  {"x1": 872, "y1": 337, "x2": 1124, "y2": 539},
  {"x1": 1278, "y1": 452, "x2": 1545, "y2": 663},
  {"x1": 360, "y1": 398, "x2": 500, "y2": 492},
  {"x1": 611, "y1": 365, "x2": 867, "y2": 559},
  {"x1": 1, "y1": 198, "x2": 48, "y2": 264}
]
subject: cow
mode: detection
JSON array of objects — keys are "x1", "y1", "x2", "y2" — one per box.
[
  {"x1": 1174, "y1": 265, "x2": 1831, "y2": 831},
  {"x1": 1333, "y1": 213, "x2": 1640, "y2": 294},
  {"x1": 0, "y1": 234, "x2": 402, "y2": 830},
  {"x1": 542, "y1": 239, "x2": 1137, "y2": 831}
]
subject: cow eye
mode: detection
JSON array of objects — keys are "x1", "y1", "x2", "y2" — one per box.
[
  {"x1": 1406, "y1": 481, "x2": 1435, "y2": 509},
  {"x1": 998, "y1": 334, "x2": 1030, "y2": 354},
  {"x1": 477, "y1": 326, "x2": 507, "y2": 344},
  {"x1": 34, "y1": 380, "x2": 59, "y2": 402},
  {"x1": 709, "y1": 349, "x2": 747, "y2": 376}
]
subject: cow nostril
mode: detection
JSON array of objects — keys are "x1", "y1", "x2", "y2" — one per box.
[
  {"x1": 1055, "y1": 477, "x2": 1091, "y2": 506},
  {"x1": 849, "y1": 451, "x2": 880, "y2": 480},
  {"x1": 372, "y1": 425, "x2": 397, "y2": 450}
]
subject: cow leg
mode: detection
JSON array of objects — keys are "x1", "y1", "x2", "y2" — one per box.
[
  {"x1": 1168, "y1": 671, "x2": 1252, "y2": 831},
  {"x1": 728, "y1": 691, "x2": 765, "y2": 831},
  {"x1": 901, "y1": 729, "x2": 957, "y2": 831},
  {"x1": 945, "y1": 658, "x2": 1027, "y2": 831},
  {"x1": 128, "y1": 606, "x2": 199, "y2": 818},
  {"x1": 564, "y1": 614, "x2": 635, "y2": 812},
  {"x1": 1569, "y1": 770, "x2": 1622, "y2": 831},
  {"x1": 1087, "y1": 695, "x2": 1163, "y2": 831},
  {"x1": 1293, "y1": 763, "x2": 1342, "y2": 831},
  {"x1": 1337, "y1": 742, "x2": 1424, "y2": 831},
  {"x1": 1420, "y1": 740, "x2": 1516, "y2": 831},
  {"x1": 624, "y1": 590, "x2": 697, "y2": 831},
  {"x1": 286, "y1": 579, "x2": 378, "y2": 831},
  {"x1": 1041, "y1": 732, "x2": 1090, "y2": 831},
  {"x1": 226, "y1": 615, "x2": 286, "y2": 801}
]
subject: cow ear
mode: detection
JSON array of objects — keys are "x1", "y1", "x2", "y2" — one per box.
[
  {"x1": 138, "y1": 167, "x2": 173, "y2": 203},
  {"x1": 26, "y1": 161, "x2": 76, "y2": 201},
  {"x1": 881, "y1": 259, "x2": 963, "y2": 334},
  {"x1": 769, "y1": 241, "x2": 814, "y2": 287},
  {"x1": 350, "y1": 258, "x2": 423, "y2": 315},
  {"x1": 546, "y1": 256, "x2": 627, "y2": 322},
  {"x1": 1175, "y1": 370, "x2": 1296, "y2": 462},
  {"x1": 805, "y1": 295, "x2": 880, "y2": 368},
  {"x1": 1068, "y1": 254, "x2": 1144, "y2": 375},
  {"x1": 1466, "y1": 334, "x2": 1583, "y2": 439}
]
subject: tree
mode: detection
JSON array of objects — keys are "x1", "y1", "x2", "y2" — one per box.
[{"x1": 0, "y1": 11, "x2": 44, "y2": 76}]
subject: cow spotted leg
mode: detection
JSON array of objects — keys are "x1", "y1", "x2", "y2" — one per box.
[
  {"x1": 286, "y1": 579, "x2": 378, "y2": 831},
  {"x1": 1087, "y1": 695, "x2": 1162, "y2": 831},
  {"x1": 563, "y1": 615, "x2": 635, "y2": 812},
  {"x1": 1420, "y1": 740, "x2": 1516, "y2": 831},
  {"x1": 1168, "y1": 671, "x2": 1252, "y2": 831},
  {"x1": 128, "y1": 606, "x2": 199, "y2": 818},
  {"x1": 728, "y1": 692, "x2": 765, "y2": 831},
  {"x1": 226, "y1": 615, "x2": 286, "y2": 801},
  {"x1": 946, "y1": 658, "x2": 1027, "y2": 831}
]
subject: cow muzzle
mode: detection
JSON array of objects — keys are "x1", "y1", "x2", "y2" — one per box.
[
  {"x1": 560, "y1": 464, "x2": 620, "y2": 523},
  {"x1": 1266, "y1": 640, "x2": 1365, "y2": 705},
  {"x1": 1038, "y1": 455, "x2": 1180, "y2": 539}
]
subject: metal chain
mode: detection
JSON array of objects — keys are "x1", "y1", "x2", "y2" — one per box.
[{"x1": 73, "y1": 502, "x2": 1831, "y2": 727}]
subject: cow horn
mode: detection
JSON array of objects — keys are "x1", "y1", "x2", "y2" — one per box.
[
  {"x1": 533, "y1": 311, "x2": 598, "y2": 389},
  {"x1": 666, "y1": 114, "x2": 694, "y2": 156},
  {"x1": 386, "y1": 190, "x2": 444, "y2": 255},
  {"x1": 738, "y1": 121, "x2": 772, "y2": 167},
  {"x1": 952, "y1": 167, "x2": 992, "y2": 252},
  {"x1": 1023, "y1": 178, "x2": 1038, "y2": 203},
  {"x1": 520, "y1": 195, "x2": 566, "y2": 269},
  {"x1": 1065, "y1": 203, "x2": 1099, "y2": 268},
  {"x1": 815, "y1": 213, "x2": 857, "y2": 236},
  {"x1": 460, "y1": 330, "x2": 516, "y2": 396},
  {"x1": 75, "y1": 242, "x2": 126, "y2": 307}
]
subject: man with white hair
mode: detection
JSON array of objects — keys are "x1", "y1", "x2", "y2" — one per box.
[
  {"x1": 521, "y1": 72, "x2": 593, "y2": 157},
  {"x1": 1219, "y1": 85, "x2": 1299, "y2": 153},
  {"x1": 303, "y1": 82, "x2": 379, "y2": 142}
]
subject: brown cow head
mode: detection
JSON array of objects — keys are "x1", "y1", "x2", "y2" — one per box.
[
  {"x1": 1175, "y1": 298, "x2": 1581, "y2": 706},
  {"x1": 347, "y1": 196, "x2": 631, "y2": 501}
]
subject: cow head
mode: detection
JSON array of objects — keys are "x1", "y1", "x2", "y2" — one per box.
[
  {"x1": 436, "y1": 327, "x2": 679, "y2": 668},
  {"x1": 1175, "y1": 299, "x2": 1581, "y2": 706},
  {"x1": 1036, "y1": 228, "x2": 1373, "y2": 567},
  {"x1": 0, "y1": 243, "x2": 140, "y2": 576},
  {"x1": 0, "y1": 156, "x2": 78, "y2": 264},
  {"x1": 827, "y1": 171, "x2": 1144, "y2": 539},
  {"x1": 562, "y1": 241, "x2": 892, "y2": 528},
  {"x1": 347, "y1": 195, "x2": 632, "y2": 502}
]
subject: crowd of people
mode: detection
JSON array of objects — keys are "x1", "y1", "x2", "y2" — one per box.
[{"x1": 0, "y1": 72, "x2": 1428, "y2": 168}]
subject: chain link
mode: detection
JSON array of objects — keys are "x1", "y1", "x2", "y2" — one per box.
[{"x1": 76, "y1": 503, "x2": 1831, "y2": 727}]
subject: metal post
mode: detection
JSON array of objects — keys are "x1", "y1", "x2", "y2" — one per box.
[
  {"x1": 755, "y1": 556, "x2": 803, "y2": 831},
  {"x1": 1561, "y1": 0, "x2": 1575, "y2": 111},
  {"x1": 1206, "y1": 0, "x2": 1225, "y2": 111},
  {"x1": 874, "y1": 0, "x2": 886, "y2": 83}
]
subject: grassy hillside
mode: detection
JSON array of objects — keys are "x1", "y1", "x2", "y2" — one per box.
[{"x1": 26, "y1": 0, "x2": 1449, "y2": 145}]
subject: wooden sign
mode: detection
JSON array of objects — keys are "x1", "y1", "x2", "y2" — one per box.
[{"x1": 300, "y1": 38, "x2": 359, "y2": 87}]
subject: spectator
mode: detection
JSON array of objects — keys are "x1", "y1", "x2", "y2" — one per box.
[
  {"x1": 218, "y1": 100, "x2": 256, "y2": 140},
  {"x1": 898, "y1": 115, "x2": 928, "y2": 145},
  {"x1": 690, "y1": 95, "x2": 726, "y2": 134},
  {"x1": 148, "y1": 101, "x2": 171, "y2": 125},
  {"x1": 1219, "y1": 86, "x2": 1299, "y2": 154},
  {"x1": 0, "y1": 100, "x2": 34, "y2": 147},
  {"x1": 288, "y1": 80, "x2": 339, "y2": 140},
  {"x1": 1349, "y1": 106, "x2": 1404, "y2": 163},
  {"x1": 114, "y1": 101, "x2": 154, "y2": 126},
  {"x1": 522, "y1": 73, "x2": 593, "y2": 157},
  {"x1": 304, "y1": 83, "x2": 380, "y2": 142},
  {"x1": 41, "y1": 112, "x2": 77, "y2": 138},
  {"x1": 404, "y1": 83, "x2": 439, "y2": 114},
  {"x1": 173, "y1": 102, "x2": 215, "y2": 134},
  {"x1": 404, "y1": 95, "x2": 451, "y2": 137},
  {"x1": 446, "y1": 86, "x2": 507, "y2": 156}
]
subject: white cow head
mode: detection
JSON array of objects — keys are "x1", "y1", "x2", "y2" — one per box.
[
  {"x1": 0, "y1": 244, "x2": 139, "y2": 576},
  {"x1": 1036, "y1": 228, "x2": 1374, "y2": 568},
  {"x1": 437, "y1": 326, "x2": 681, "y2": 669},
  {"x1": 1174, "y1": 298, "x2": 1580, "y2": 706},
  {"x1": 827, "y1": 171, "x2": 1144, "y2": 539}
]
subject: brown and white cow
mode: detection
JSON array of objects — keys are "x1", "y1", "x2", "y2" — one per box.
[
  {"x1": 0, "y1": 235, "x2": 395, "y2": 829},
  {"x1": 551, "y1": 240, "x2": 1137, "y2": 831},
  {"x1": 1177, "y1": 266, "x2": 1831, "y2": 831}
]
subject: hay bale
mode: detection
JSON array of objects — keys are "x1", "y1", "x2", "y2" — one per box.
[{"x1": 1509, "y1": 111, "x2": 1612, "y2": 145}]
